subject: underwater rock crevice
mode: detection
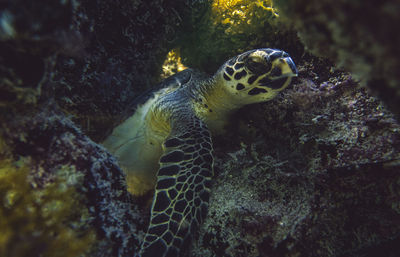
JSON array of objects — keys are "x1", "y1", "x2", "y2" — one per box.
[
  {"x1": 1, "y1": 0, "x2": 400, "y2": 256},
  {"x1": 1, "y1": 103, "x2": 144, "y2": 256}
]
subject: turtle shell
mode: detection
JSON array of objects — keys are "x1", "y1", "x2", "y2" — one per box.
[
  {"x1": 103, "y1": 69, "x2": 194, "y2": 138},
  {"x1": 133, "y1": 68, "x2": 194, "y2": 110}
]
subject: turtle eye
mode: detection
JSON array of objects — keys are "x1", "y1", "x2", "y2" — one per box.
[{"x1": 245, "y1": 56, "x2": 271, "y2": 75}]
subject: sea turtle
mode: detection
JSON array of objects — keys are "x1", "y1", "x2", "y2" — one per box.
[{"x1": 102, "y1": 48, "x2": 298, "y2": 257}]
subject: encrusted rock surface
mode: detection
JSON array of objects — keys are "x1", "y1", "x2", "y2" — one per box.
[
  {"x1": 2, "y1": 104, "x2": 144, "y2": 256},
  {"x1": 0, "y1": 0, "x2": 195, "y2": 140},
  {"x1": 193, "y1": 57, "x2": 400, "y2": 256},
  {"x1": 0, "y1": 0, "x2": 196, "y2": 256},
  {"x1": 1, "y1": 0, "x2": 399, "y2": 257},
  {"x1": 50, "y1": 0, "x2": 191, "y2": 141},
  {"x1": 275, "y1": 0, "x2": 400, "y2": 116}
]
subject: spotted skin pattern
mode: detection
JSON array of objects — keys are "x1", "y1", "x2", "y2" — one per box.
[
  {"x1": 104, "y1": 48, "x2": 297, "y2": 257},
  {"x1": 221, "y1": 48, "x2": 297, "y2": 101}
]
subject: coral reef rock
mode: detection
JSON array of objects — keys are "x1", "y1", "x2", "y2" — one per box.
[
  {"x1": 276, "y1": 0, "x2": 400, "y2": 116},
  {"x1": 1, "y1": 0, "x2": 399, "y2": 256},
  {"x1": 193, "y1": 59, "x2": 400, "y2": 257}
]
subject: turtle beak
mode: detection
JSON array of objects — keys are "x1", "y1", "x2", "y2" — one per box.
[
  {"x1": 258, "y1": 56, "x2": 297, "y2": 90},
  {"x1": 279, "y1": 56, "x2": 298, "y2": 77},
  {"x1": 265, "y1": 50, "x2": 298, "y2": 78},
  {"x1": 268, "y1": 56, "x2": 298, "y2": 79},
  {"x1": 284, "y1": 57, "x2": 298, "y2": 76}
]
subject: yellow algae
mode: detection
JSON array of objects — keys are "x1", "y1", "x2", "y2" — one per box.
[
  {"x1": 0, "y1": 159, "x2": 95, "y2": 257},
  {"x1": 211, "y1": 0, "x2": 278, "y2": 28},
  {"x1": 161, "y1": 48, "x2": 187, "y2": 78},
  {"x1": 179, "y1": 0, "x2": 281, "y2": 73}
]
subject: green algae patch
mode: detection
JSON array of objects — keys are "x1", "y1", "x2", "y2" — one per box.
[
  {"x1": 179, "y1": 0, "x2": 288, "y2": 73},
  {"x1": 0, "y1": 159, "x2": 95, "y2": 257}
]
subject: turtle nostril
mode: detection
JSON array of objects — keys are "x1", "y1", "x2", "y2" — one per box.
[{"x1": 269, "y1": 51, "x2": 283, "y2": 61}]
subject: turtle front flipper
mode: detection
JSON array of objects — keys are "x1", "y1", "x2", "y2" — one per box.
[{"x1": 139, "y1": 115, "x2": 214, "y2": 257}]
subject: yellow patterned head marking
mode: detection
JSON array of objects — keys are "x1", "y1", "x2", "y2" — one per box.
[{"x1": 217, "y1": 48, "x2": 298, "y2": 106}]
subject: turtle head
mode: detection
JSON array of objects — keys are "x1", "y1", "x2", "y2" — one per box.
[{"x1": 217, "y1": 48, "x2": 297, "y2": 105}]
